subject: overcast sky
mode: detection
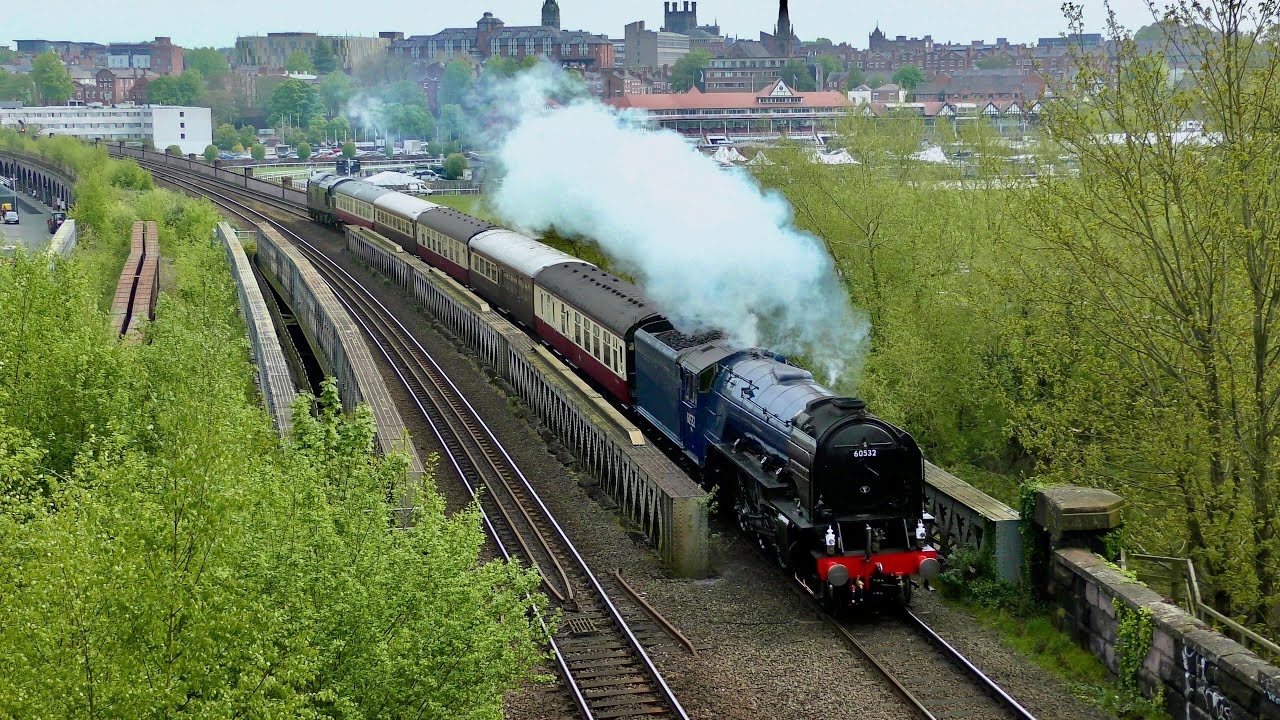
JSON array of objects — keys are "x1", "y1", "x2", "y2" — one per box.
[{"x1": 5, "y1": 1, "x2": 1156, "y2": 51}]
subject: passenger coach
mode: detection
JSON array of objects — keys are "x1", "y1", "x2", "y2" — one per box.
[
  {"x1": 469, "y1": 229, "x2": 586, "y2": 329},
  {"x1": 334, "y1": 183, "x2": 390, "y2": 230},
  {"x1": 373, "y1": 193, "x2": 438, "y2": 254},
  {"x1": 533, "y1": 264, "x2": 659, "y2": 404},
  {"x1": 416, "y1": 208, "x2": 494, "y2": 284}
]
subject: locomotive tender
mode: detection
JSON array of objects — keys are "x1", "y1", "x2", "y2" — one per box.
[{"x1": 306, "y1": 172, "x2": 940, "y2": 609}]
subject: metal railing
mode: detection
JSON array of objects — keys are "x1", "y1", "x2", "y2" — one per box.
[{"x1": 1127, "y1": 553, "x2": 1280, "y2": 660}]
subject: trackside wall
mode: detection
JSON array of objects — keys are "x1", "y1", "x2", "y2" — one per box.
[
  {"x1": 344, "y1": 224, "x2": 710, "y2": 576},
  {"x1": 255, "y1": 223, "x2": 425, "y2": 518},
  {"x1": 216, "y1": 222, "x2": 298, "y2": 436},
  {"x1": 1050, "y1": 549, "x2": 1280, "y2": 720}
]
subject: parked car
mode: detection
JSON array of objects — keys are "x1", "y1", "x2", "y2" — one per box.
[
  {"x1": 47, "y1": 211, "x2": 67, "y2": 233},
  {"x1": 3, "y1": 210, "x2": 19, "y2": 225}
]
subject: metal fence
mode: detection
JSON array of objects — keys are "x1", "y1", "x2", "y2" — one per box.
[{"x1": 1128, "y1": 553, "x2": 1280, "y2": 660}]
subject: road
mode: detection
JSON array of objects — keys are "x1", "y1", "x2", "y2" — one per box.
[{"x1": 0, "y1": 185, "x2": 56, "y2": 252}]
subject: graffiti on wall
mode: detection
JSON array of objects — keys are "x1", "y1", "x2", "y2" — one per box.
[
  {"x1": 1263, "y1": 674, "x2": 1279, "y2": 707},
  {"x1": 1181, "y1": 645, "x2": 1232, "y2": 720}
]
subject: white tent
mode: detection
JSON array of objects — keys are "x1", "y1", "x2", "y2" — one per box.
[
  {"x1": 817, "y1": 148, "x2": 859, "y2": 165},
  {"x1": 711, "y1": 146, "x2": 747, "y2": 164},
  {"x1": 912, "y1": 145, "x2": 951, "y2": 164},
  {"x1": 745, "y1": 152, "x2": 774, "y2": 166},
  {"x1": 363, "y1": 171, "x2": 431, "y2": 194}
]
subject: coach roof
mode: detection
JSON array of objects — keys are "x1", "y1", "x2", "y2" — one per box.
[
  {"x1": 536, "y1": 264, "x2": 661, "y2": 337},
  {"x1": 373, "y1": 191, "x2": 438, "y2": 219},
  {"x1": 470, "y1": 228, "x2": 590, "y2": 278},
  {"x1": 417, "y1": 207, "x2": 496, "y2": 240},
  {"x1": 342, "y1": 181, "x2": 394, "y2": 204}
]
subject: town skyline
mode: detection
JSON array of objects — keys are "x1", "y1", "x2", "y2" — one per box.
[{"x1": 5, "y1": 0, "x2": 1155, "y2": 51}]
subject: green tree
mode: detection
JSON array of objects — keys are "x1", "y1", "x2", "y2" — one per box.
[
  {"x1": 305, "y1": 116, "x2": 329, "y2": 145},
  {"x1": 165, "y1": 144, "x2": 183, "y2": 156},
  {"x1": 845, "y1": 66, "x2": 867, "y2": 90},
  {"x1": 892, "y1": 64, "x2": 926, "y2": 90},
  {"x1": 184, "y1": 48, "x2": 230, "y2": 83},
  {"x1": 390, "y1": 104, "x2": 434, "y2": 139},
  {"x1": 444, "y1": 152, "x2": 468, "y2": 180},
  {"x1": 670, "y1": 49, "x2": 711, "y2": 92},
  {"x1": 203, "y1": 144, "x2": 218, "y2": 162},
  {"x1": 250, "y1": 143, "x2": 265, "y2": 161},
  {"x1": 236, "y1": 124, "x2": 257, "y2": 147},
  {"x1": 1015, "y1": 0, "x2": 1280, "y2": 624},
  {"x1": 437, "y1": 103, "x2": 466, "y2": 144},
  {"x1": 0, "y1": 179, "x2": 550, "y2": 715},
  {"x1": 816, "y1": 55, "x2": 843, "y2": 79},
  {"x1": 318, "y1": 70, "x2": 352, "y2": 116},
  {"x1": 0, "y1": 69, "x2": 37, "y2": 104},
  {"x1": 146, "y1": 69, "x2": 204, "y2": 106},
  {"x1": 780, "y1": 59, "x2": 816, "y2": 91},
  {"x1": 439, "y1": 59, "x2": 474, "y2": 108},
  {"x1": 296, "y1": 141, "x2": 311, "y2": 160},
  {"x1": 384, "y1": 141, "x2": 395, "y2": 159},
  {"x1": 329, "y1": 116, "x2": 351, "y2": 143},
  {"x1": 30, "y1": 52, "x2": 74, "y2": 104},
  {"x1": 311, "y1": 39, "x2": 337, "y2": 74},
  {"x1": 268, "y1": 79, "x2": 322, "y2": 126},
  {"x1": 341, "y1": 140, "x2": 356, "y2": 158},
  {"x1": 285, "y1": 49, "x2": 316, "y2": 74},
  {"x1": 975, "y1": 54, "x2": 1012, "y2": 70},
  {"x1": 230, "y1": 142, "x2": 244, "y2": 153}
]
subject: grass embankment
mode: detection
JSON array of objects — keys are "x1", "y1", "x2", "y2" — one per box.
[
  {"x1": 0, "y1": 132, "x2": 549, "y2": 717},
  {"x1": 937, "y1": 551, "x2": 1169, "y2": 720}
]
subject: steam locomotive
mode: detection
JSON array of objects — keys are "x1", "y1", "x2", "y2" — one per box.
[{"x1": 306, "y1": 172, "x2": 940, "y2": 610}]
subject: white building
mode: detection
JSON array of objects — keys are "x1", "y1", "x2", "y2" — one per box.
[{"x1": 0, "y1": 105, "x2": 212, "y2": 155}]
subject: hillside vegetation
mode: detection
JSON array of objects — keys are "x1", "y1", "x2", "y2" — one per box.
[{"x1": 0, "y1": 133, "x2": 549, "y2": 717}]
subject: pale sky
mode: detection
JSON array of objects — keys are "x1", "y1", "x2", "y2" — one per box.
[{"x1": 5, "y1": 1, "x2": 1156, "y2": 51}]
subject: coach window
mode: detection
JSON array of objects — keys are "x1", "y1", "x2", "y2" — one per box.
[
  {"x1": 574, "y1": 313, "x2": 582, "y2": 345},
  {"x1": 561, "y1": 307, "x2": 568, "y2": 334},
  {"x1": 593, "y1": 326, "x2": 600, "y2": 358}
]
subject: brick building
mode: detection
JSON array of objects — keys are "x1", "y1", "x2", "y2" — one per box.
[
  {"x1": 391, "y1": 4, "x2": 614, "y2": 70},
  {"x1": 107, "y1": 37, "x2": 183, "y2": 75}
]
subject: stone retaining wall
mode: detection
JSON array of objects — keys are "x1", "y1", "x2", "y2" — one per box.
[{"x1": 1051, "y1": 548, "x2": 1280, "y2": 720}]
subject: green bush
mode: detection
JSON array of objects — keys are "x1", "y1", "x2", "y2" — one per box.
[
  {"x1": 295, "y1": 141, "x2": 311, "y2": 160},
  {"x1": 165, "y1": 144, "x2": 183, "y2": 156},
  {"x1": 444, "y1": 152, "x2": 468, "y2": 180},
  {"x1": 202, "y1": 144, "x2": 218, "y2": 163},
  {"x1": 250, "y1": 143, "x2": 265, "y2": 161}
]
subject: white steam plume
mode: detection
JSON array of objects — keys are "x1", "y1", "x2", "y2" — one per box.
[
  {"x1": 342, "y1": 92, "x2": 388, "y2": 140},
  {"x1": 487, "y1": 64, "x2": 868, "y2": 384}
]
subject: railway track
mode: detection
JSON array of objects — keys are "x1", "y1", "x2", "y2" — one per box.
[
  {"x1": 138, "y1": 158, "x2": 1042, "y2": 720},
  {"x1": 832, "y1": 604, "x2": 1038, "y2": 720},
  {"x1": 142, "y1": 165, "x2": 691, "y2": 720}
]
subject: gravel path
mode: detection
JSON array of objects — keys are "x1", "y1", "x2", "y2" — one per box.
[{"x1": 255, "y1": 208, "x2": 1114, "y2": 720}]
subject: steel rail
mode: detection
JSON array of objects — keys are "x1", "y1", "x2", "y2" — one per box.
[{"x1": 904, "y1": 609, "x2": 1038, "y2": 720}]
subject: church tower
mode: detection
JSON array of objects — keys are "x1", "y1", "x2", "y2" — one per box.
[
  {"x1": 775, "y1": 0, "x2": 794, "y2": 56},
  {"x1": 541, "y1": 0, "x2": 560, "y2": 30}
]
